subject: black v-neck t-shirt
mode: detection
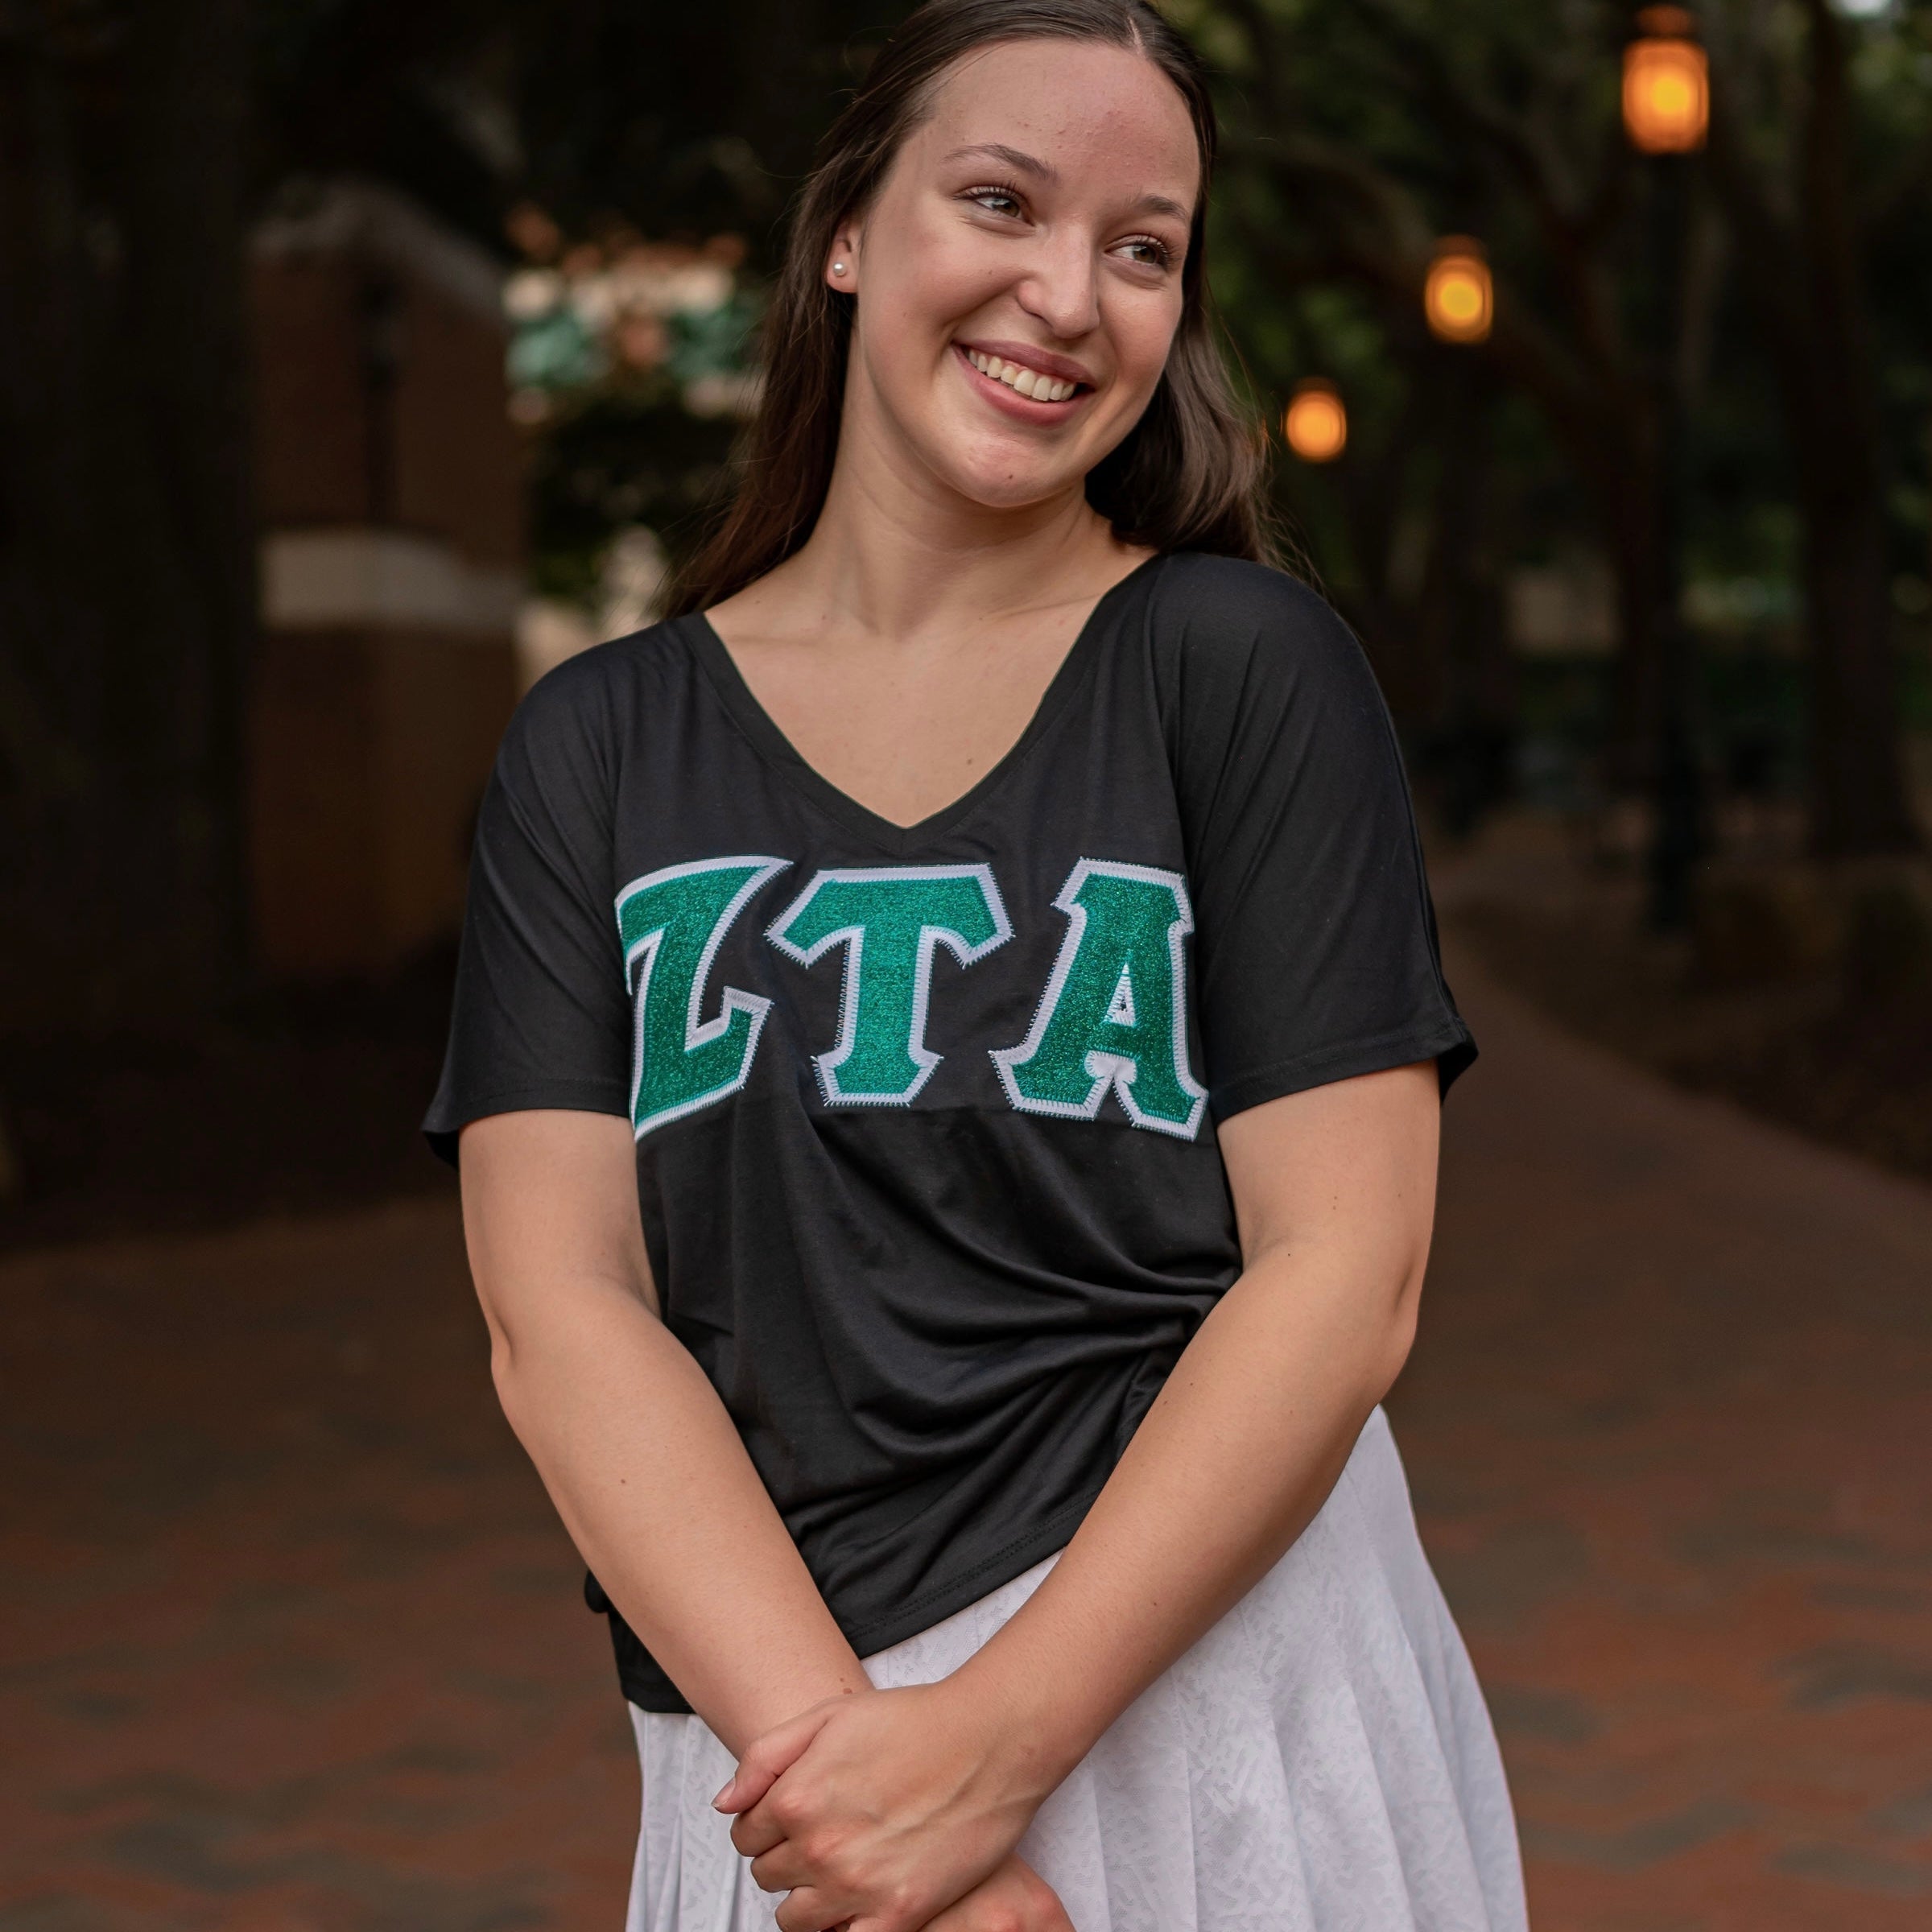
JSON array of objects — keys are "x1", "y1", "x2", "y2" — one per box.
[{"x1": 424, "y1": 551, "x2": 1475, "y2": 1713}]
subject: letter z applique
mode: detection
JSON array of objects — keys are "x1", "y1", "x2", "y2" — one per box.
[
  {"x1": 767, "y1": 865, "x2": 1012, "y2": 1105},
  {"x1": 991, "y1": 860, "x2": 1208, "y2": 1138},
  {"x1": 615, "y1": 857, "x2": 788, "y2": 1137}
]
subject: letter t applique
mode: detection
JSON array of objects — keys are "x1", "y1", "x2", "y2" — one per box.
[{"x1": 767, "y1": 865, "x2": 1012, "y2": 1104}]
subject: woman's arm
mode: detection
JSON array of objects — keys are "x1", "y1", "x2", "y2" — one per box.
[
  {"x1": 456, "y1": 1108, "x2": 876, "y2": 1750},
  {"x1": 953, "y1": 1057, "x2": 1440, "y2": 1778},
  {"x1": 459, "y1": 1108, "x2": 1075, "y2": 1932},
  {"x1": 719, "y1": 1059, "x2": 1441, "y2": 1932}
]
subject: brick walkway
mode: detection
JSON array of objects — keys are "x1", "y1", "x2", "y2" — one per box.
[{"x1": 4, "y1": 951, "x2": 1928, "y2": 1930}]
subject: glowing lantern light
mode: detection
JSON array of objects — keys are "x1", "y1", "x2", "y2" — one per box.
[
  {"x1": 1423, "y1": 237, "x2": 1493, "y2": 345},
  {"x1": 1283, "y1": 380, "x2": 1347, "y2": 463},
  {"x1": 1623, "y1": 6, "x2": 1709, "y2": 155}
]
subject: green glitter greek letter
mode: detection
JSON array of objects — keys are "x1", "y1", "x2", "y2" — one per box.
[
  {"x1": 615, "y1": 856, "x2": 789, "y2": 1137},
  {"x1": 990, "y1": 860, "x2": 1207, "y2": 1138},
  {"x1": 767, "y1": 865, "x2": 1013, "y2": 1104}
]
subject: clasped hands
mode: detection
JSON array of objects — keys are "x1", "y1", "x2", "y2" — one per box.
[{"x1": 712, "y1": 1674, "x2": 1075, "y2": 1932}]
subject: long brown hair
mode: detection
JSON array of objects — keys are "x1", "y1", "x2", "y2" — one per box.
[{"x1": 663, "y1": 0, "x2": 1279, "y2": 617}]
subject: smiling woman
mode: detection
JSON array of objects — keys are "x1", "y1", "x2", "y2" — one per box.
[
  {"x1": 663, "y1": 0, "x2": 1266, "y2": 628},
  {"x1": 424, "y1": 5, "x2": 1528, "y2": 1930}
]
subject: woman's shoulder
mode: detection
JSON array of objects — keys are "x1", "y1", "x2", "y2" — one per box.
[
  {"x1": 503, "y1": 615, "x2": 696, "y2": 753},
  {"x1": 482, "y1": 617, "x2": 704, "y2": 818},
  {"x1": 1142, "y1": 551, "x2": 1375, "y2": 704}
]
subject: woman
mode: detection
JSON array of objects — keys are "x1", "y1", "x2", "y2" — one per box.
[{"x1": 425, "y1": 2, "x2": 1527, "y2": 1927}]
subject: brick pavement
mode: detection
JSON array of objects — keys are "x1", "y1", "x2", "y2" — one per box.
[{"x1": 3, "y1": 949, "x2": 1928, "y2": 1929}]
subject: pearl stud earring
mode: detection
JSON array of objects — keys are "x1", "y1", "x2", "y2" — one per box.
[{"x1": 832, "y1": 262, "x2": 848, "y2": 275}]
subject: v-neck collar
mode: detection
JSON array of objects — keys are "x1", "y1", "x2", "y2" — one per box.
[{"x1": 681, "y1": 551, "x2": 1167, "y2": 856}]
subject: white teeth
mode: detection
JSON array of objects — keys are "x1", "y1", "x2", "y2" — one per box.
[{"x1": 964, "y1": 348, "x2": 1077, "y2": 402}]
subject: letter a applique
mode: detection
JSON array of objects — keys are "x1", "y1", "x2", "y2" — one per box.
[
  {"x1": 991, "y1": 860, "x2": 1208, "y2": 1138},
  {"x1": 616, "y1": 857, "x2": 788, "y2": 1137},
  {"x1": 767, "y1": 865, "x2": 1012, "y2": 1104}
]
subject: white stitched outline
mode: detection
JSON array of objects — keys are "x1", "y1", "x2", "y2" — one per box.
[
  {"x1": 615, "y1": 855, "x2": 790, "y2": 1137},
  {"x1": 989, "y1": 858, "x2": 1208, "y2": 1140},
  {"x1": 766, "y1": 864, "x2": 1013, "y2": 1107}
]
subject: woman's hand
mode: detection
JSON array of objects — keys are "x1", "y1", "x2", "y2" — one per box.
[
  {"x1": 713, "y1": 1680, "x2": 1055, "y2": 1932},
  {"x1": 914, "y1": 1853, "x2": 1075, "y2": 1932}
]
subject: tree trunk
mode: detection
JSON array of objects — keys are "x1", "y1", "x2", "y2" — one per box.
[
  {"x1": 0, "y1": 0, "x2": 254, "y2": 1026},
  {"x1": 1801, "y1": 477, "x2": 1918, "y2": 855},
  {"x1": 1705, "y1": 0, "x2": 1921, "y2": 859},
  {"x1": 1600, "y1": 477, "x2": 1665, "y2": 797},
  {"x1": 126, "y1": 0, "x2": 258, "y2": 1001}
]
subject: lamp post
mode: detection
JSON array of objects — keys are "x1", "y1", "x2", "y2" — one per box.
[
  {"x1": 1418, "y1": 239, "x2": 1501, "y2": 833},
  {"x1": 1624, "y1": 4, "x2": 1709, "y2": 931}
]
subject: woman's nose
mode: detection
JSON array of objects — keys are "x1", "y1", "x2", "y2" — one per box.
[{"x1": 1015, "y1": 230, "x2": 1100, "y2": 342}]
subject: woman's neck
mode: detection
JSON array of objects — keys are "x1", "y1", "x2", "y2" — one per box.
[{"x1": 726, "y1": 419, "x2": 1137, "y2": 649}]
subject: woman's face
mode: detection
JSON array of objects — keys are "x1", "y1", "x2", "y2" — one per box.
[{"x1": 832, "y1": 38, "x2": 1200, "y2": 514}]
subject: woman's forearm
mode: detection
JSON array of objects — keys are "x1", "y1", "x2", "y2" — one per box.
[
  {"x1": 458, "y1": 1110, "x2": 869, "y2": 1756},
  {"x1": 952, "y1": 1191, "x2": 1427, "y2": 1797},
  {"x1": 491, "y1": 1277, "x2": 872, "y2": 1753},
  {"x1": 947, "y1": 1069, "x2": 1440, "y2": 1794}
]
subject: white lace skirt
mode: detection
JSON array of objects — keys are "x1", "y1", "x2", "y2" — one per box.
[{"x1": 625, "y1": 1407, "x2": 1527, "y2": 1932}]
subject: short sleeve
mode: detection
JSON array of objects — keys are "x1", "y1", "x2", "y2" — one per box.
[
  {"x1": 1151, "y1": 555, "x2": 1476, "y2": 1123},
  {"x1": 422, "y1": 650, "x2": 634, "y2": 1165}
]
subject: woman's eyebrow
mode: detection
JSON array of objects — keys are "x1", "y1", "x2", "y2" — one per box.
[
  {"x1": 943, "y1": 141, "x2": 1055, "y2": 180},
  {"x1": 943, "y1": 142, "x2": 1191, "y2": 223}
]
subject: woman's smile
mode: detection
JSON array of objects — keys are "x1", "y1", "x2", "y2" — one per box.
[{"x1": 952, "y1": 341, "x2": 1093, "y2": 420}]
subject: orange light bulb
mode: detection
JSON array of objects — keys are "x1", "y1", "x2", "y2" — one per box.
[
  {"x1": 1623, "y1": 10, "x2": 1709, "y2": 154},
  {"x1": 1424, "y1": 239, "x2": 1494, "y2": 345},
  {"x1": 1283, "y1": 380, "x2": 1347, "y2": 463}
]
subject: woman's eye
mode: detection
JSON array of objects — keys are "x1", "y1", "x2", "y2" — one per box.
[
  {"x1": 1117, "y1": 237, "x2": 1174, "y2": 270},
  {"x1": 963, "y1": 184, "x2": 1025, "y2": 218}
]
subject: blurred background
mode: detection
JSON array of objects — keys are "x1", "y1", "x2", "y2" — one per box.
[{"x1": 3, "y1": 2, "x2": 1929, "y2": 1928}]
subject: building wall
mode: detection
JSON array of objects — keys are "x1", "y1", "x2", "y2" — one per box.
[{"x1": 247, "y1": 183, "x2": 523, "y2": 980}]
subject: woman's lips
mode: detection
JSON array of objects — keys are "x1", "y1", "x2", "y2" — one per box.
[{"x1": 952, "y1": 342, "x2": 1091, "y2": 420}]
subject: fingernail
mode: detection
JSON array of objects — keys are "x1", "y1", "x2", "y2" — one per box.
[{"x1": 711, "y1": 1777, "x2": 735, "y2": 1808}]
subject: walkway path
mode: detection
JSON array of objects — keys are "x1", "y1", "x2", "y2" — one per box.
[
  {"x1": 1409, "y1": 944, "x2": 1932, "y2": 1928},
  {"x1": 3, "y1": 952, "x2": 1928, "y2": 1930}
]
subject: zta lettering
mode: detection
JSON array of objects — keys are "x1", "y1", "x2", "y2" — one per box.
[{"x1": 614, "y1": 857, "x2": 1203, "y2": 1140}]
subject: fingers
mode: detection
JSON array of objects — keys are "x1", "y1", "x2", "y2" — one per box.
[
  {"x1": 771, "y1": 1884, "x2": 853, "y2": 1932},
  {"x1": 729, "y1": 1758, "x2": 824, "y2": 1860},
  {"x1": 714, "y1": 1703, "x2": 840, "y2": 1814},
  {"x1": 729, "y1": 1807, "x2": 786, "y2": 1859},
  {"x1": 895, "y1": 1854, "x2": 1075, "y2": 1932},
  {"x1": 748, "y1": 1838, "x2": 811, "y2": 1893}
]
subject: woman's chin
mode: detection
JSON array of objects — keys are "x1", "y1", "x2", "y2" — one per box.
[{"x1": 931, "y1": 453, "x2": 1091, "y2": 516}]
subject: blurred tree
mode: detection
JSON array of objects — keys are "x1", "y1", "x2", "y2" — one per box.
[
  {"x1": 1199, "y1": 0, "x2": 1700, "y2": 790},
  {"x1": 1702, "y1": 0, "x2": 1930, "y2": 854},
  {"x1": 260, "y1": 0, "x2": 897, "y2": 584},
  {"x1": 1199, "y1": 0, "x2": 1929, "y2": 854},
  {"x1": 484, "y1": 0, "x2": 895, "y2": 576},
  {"x1": 0, "y1": 0, "x2": 255, "y2": 1022}
]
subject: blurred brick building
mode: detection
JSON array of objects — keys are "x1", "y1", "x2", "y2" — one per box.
[{"x1": 249, "y1": 181, "x2": 522, "y2": 980}]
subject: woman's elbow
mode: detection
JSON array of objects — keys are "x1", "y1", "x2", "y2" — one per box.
[
  {"x1": 485, "y1": 1322, "x2": 532, "y2": 1430},
  {"x1": 1371, "y1": 1253, "x2": 1428, "y2": 1397}
]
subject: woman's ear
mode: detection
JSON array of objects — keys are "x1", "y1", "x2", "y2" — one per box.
[{"x1": 824, "y1": 223, "x2": 861, "y2": 294}]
